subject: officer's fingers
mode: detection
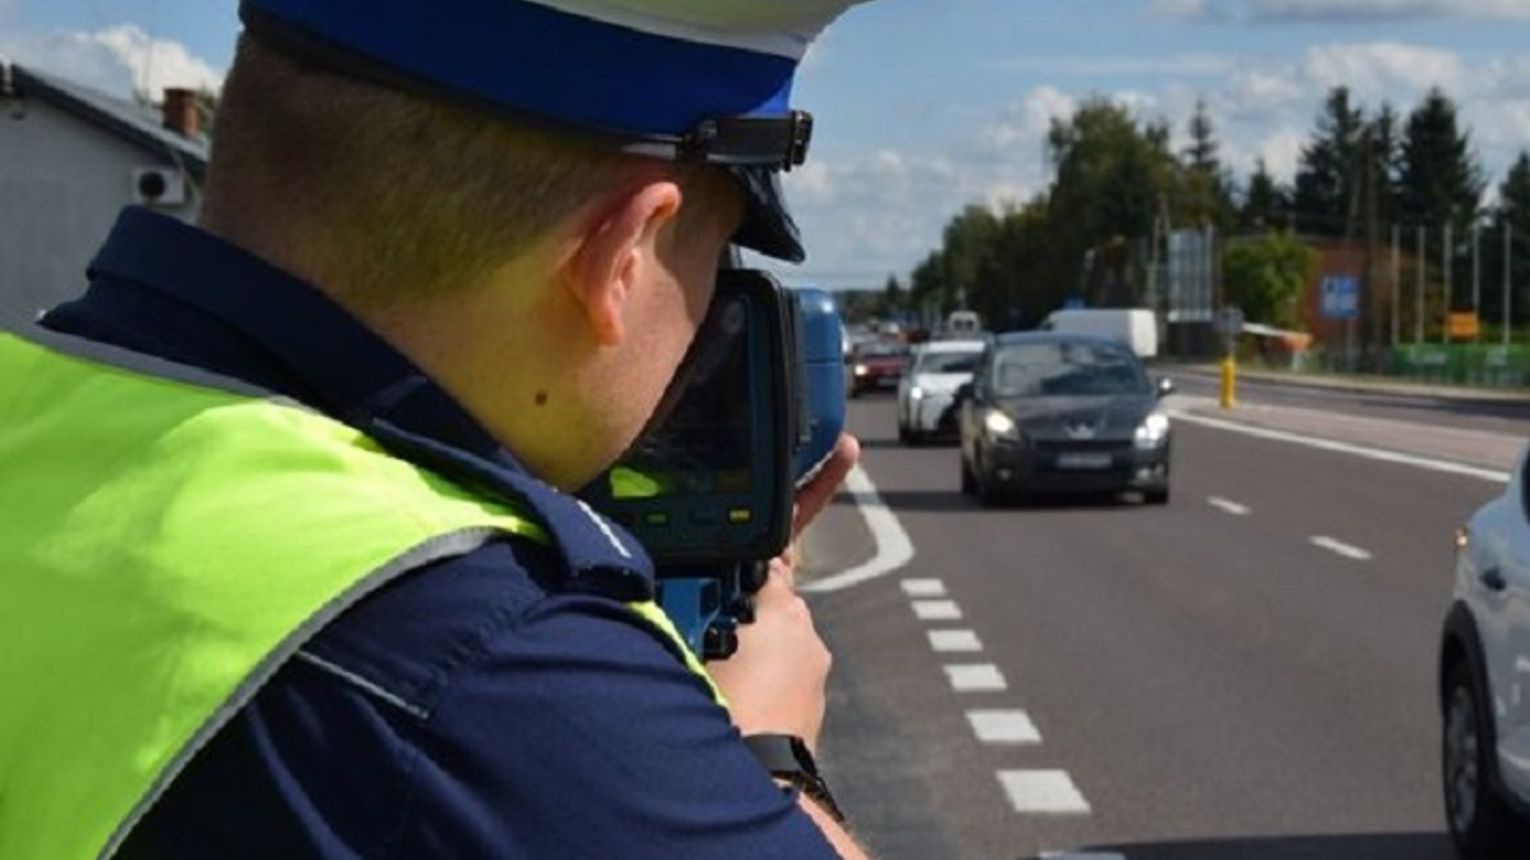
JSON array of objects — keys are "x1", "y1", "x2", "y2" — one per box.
[{"x1": 792, "y1": 434, "x2": 860, "y2": 539}]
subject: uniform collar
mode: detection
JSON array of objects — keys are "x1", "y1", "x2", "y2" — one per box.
[{"x1": 86, "y1": 207, "x2": 655, "y2": 593}]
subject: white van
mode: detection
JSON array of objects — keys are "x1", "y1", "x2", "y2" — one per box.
[{"x1": 1042, "y1": 309, "x2": 1159, "y2": 359}]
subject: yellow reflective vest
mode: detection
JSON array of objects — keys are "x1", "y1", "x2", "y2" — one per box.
[{"x1": 0, "y1": 329, "x2": 717, "y2": 859}]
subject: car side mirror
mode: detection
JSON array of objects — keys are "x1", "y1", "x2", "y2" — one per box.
[{"x1": 1156, "y1": 377, "x2": 1176, "y2": 399}]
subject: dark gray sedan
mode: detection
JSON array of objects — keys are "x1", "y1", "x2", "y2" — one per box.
[{"x1": 957, "y1": 333, "x2": 1174, "y2": 506}]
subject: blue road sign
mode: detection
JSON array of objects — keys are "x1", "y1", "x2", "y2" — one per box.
[{"x1": 1320, "y1": 276, "x2": 1359, "y2": 320}]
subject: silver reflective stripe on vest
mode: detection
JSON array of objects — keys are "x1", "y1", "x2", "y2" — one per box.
[
  {"x1": 101, "y1": 527, "x2": 511, "y2": 860},
  {"x1": 12, "y1": 323, "x2": 290, "y2": 402}
]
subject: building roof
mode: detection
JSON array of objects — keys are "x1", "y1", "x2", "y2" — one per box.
[{"x1": 2, "y1": 58, "x2": 209, "y2": 181}]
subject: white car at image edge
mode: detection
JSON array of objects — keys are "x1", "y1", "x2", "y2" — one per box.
[
  {"x1": 1440, "y1": 445, "x2": 1530, "y2": 859},
  {"x1": 896, "y1": 340, "x2": 986, "y2": 444}
]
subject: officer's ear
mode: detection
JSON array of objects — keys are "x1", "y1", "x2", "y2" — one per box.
[{"x1": 563, "y1": 180, "x2": 683, "y2": 347}]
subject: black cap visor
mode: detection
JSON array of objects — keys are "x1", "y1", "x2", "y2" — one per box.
[{"x1": 729, "y1": 166, "x2": 805, "y2": 264}]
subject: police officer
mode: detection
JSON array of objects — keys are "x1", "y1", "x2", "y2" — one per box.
[{"x1": 0, "y1": 1, "x2": 874, "y2": 857}]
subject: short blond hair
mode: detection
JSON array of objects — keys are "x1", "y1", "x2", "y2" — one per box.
[{"x1": 202, "y1": 35, "x2": 733, "y2": 302}]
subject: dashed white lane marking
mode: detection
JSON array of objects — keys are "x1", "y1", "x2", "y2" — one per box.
[
  {"x1": 1169, "y1": 409, "x2": 1511, "y2": 484},
  {"x1": 802, "y1": 466, "x2": 916, "y2": 594},
  {"x1": 944, "y1": 664, "x2": 1007, "y2": 692},
  {"x1": 1310, "y1": 535, "x2": 1374, "y2": 561},
  {"x1": 929, "y1": 629, "x2": 984, "y2": 653},
  {"x1": 900, "y1": 578, "x2": 947, "y2": 597},
  {"x1": 967, "y1": 709, "x2": 1041, "y2": 744},
  {"x1": 998, "y1": 770, "x2": 1092, "y2": 815},
  {"x1": 1207, "y1": 496, "x2": 1251, "y2": 516},
  {"x1": 912, "y1": 599, "x2": 963, "y2": 621}
]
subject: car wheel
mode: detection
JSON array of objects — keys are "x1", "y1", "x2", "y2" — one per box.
[
  {"x1": 1443, "y1": 659, "x2": 1530, "y2": 858},
  {"x1": 1145, "y1": 487, "x2": 1170, "y2": 506},
  {"x1": 898, "y1": 422, "x2": 910, "y2": 445}
]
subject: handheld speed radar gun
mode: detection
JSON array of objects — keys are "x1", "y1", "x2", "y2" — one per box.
[{"x1": 584, "y1": 270, "x2": 847, "y2": 659}]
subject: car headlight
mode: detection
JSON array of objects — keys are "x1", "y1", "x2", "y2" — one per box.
[
  {"x1": 854, "y1": 364, "x2": 869, "y2": 377},
  {"x1": 1134, "y1": 412, "x2": 1171, "y2": 449},
  {"x1": 909, "y1": 386, "x2": 925, "y2": 401},
  {"x1": 984, "y1": 409, "x2": 1020, "y2": 442}
]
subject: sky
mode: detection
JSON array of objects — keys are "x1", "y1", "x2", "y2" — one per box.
[{"x1": 3, "y1": 0, "x2": 1529, "y2": 289}]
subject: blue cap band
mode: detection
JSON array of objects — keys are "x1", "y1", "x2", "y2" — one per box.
[{"x1": 243, "y1": 0, "x2": 798, "y2": 138}]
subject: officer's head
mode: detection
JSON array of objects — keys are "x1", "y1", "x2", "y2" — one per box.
[{"x1": 204, "y1": 0, "x2": 858, "y2": 490}]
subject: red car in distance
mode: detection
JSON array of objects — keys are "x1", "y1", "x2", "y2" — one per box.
[{"x1": 849, "y1": 342, "x2": 911, "y2": 398}]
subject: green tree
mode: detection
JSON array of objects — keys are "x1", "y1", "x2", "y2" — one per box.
[
  {"x1": 1294, "y1": 87, "x2": 1365, "y2": 237},
  {"x1": 882, "y1": 274, "x2": 905, "y2": 317},
  {"x1": 1240, "y1": 159, "x2": 1289, "y2": 232},
  {"x1": 1046, "y1": 99, "x2": 1177, "y2": 304},
  {"x1": 1490, "y1": 152, "x2": 1530, "y2": 327},
  {"x1": 1180, "y1": 99, "x2": 1235, "y2": 228},
  {"x1": 1401, "y1": 88, "x2": 1484, "y2": 236},
  {"x1": 1223, "y1": 231, "x2": 1318, "y2": 330}
]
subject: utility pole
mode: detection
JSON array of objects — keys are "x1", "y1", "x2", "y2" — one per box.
[
  {"x1": 1391, "y1": 224, "x2": 1401, "y2": 347},
  {"x1": 1442, "y1": 223, "x2": 1453, "y2": 346},
  {"x1": 1509, "y1": 225, "x2": 1517, "y2": 348},
  {"x1": 1472, "y1": 224, "x2": 1482, "y2": 343},
  {"x1": 1415, "y1": 225, "x2": 1426, "y2": 345}
]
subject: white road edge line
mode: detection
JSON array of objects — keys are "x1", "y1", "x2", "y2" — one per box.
[
  {"x1": 802, "y1": 466, "x2": 916, "y2": 594},
  {"x1": 929, "y1": 629, "x2": 984, "y2": 653},
  {"x1": 1310, "y1": 535, "x2": 1374, "y2": 561},
  {"x1": 967, "y1": 709, "x2": 1042, "y2": 744},
  {"x1": 1207, "y1": 496, "x2": 1251, "y2": 516},
  {"x1": 998, "y1": 770, "x2": 1092, "y2": 815},
  {"x1": 944, "y1": 664, "x2": 1007, "y2": 692},
  {"x1": 1168, "y1": 409, "x2": 1511, "y2": 485}
]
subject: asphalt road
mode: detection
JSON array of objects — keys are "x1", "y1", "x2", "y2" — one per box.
[
  {"x1": 1171, "y1": 371, "x2": 1530, "y2": 437},
  {"x1": 806, "y1": 393, "x2": 1515, "y2": 860}
]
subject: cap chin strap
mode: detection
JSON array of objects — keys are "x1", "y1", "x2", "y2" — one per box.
[{"x1": 244, "y1": 7, "x2": 813, "y2": 172}]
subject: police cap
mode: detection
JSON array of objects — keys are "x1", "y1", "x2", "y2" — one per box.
[{"x1": 239, "y1": 0, "x2": 867, "y2": 263}]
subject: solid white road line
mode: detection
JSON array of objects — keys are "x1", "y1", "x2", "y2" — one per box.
[
  {"x1": 928, "y1": 629, "x2": 984, "y2": 653},
  {"x1": 1208, "y1": 496, "x2": 1251, "y2": 516},
  {"x1": 966, "y1": 709, "x2": 1042, "y2": 744},
  {"x1": 944, "y1": 664, "x2": 1007, "y2": 692},
  {"x1": 1040, "y1": 853, "x2": 1127, "y2": 860},
  {"x1": 802, "y1": 466, "x2": 916, "y2": 594},
  {"x1": 912, "y1": 600, "x2": 963, "y2": 621},
  {"x1": 900, "y1": 578, "x2": 947, "y2": 597},
  {"x1": 1310, "y1": 535, "x2": 1374, "y2": 561},
  {"x1": 997, "y1": 770, "x2": 1092, "y2": 815},
  {"x1": 1169, "y1": 409, "x2": 1511, "y2": 484}
]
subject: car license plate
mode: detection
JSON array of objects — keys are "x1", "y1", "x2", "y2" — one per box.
[{"x1": 1056, "y1": 452, "x2": 1113, "y2": 470}]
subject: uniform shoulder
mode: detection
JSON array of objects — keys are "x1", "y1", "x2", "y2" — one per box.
[{"x1": 299, "y1": 536, "x2": 573, "y2": 720}]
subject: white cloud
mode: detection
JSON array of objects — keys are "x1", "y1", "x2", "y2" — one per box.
[
  {"x1": 1157, "y1": 0, "x2": 1530, "y2": 22},
  {"x1": 0, "y1": 24, "x2": 223, "y2": 100},
  {"x1": 773, "y1": 40, "x2": 1530, "y2": 289}
]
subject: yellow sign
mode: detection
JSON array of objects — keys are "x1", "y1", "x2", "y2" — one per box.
[{"x1": 1448, "y1": 312, "x2": 1481, "y2": 341}]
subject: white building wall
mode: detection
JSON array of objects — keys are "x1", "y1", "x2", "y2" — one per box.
[{"x1": 0, "y1": 97, "x2": 201, "y2": 329}]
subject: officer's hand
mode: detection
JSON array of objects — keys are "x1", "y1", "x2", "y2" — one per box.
[{"x1": 707, "y1": 564, "x2": 831, "y2": 751}]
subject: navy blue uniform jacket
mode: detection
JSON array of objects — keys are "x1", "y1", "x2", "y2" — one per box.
[{"x1": 43, "y1": 209, "x2": 836, "y2": 859}]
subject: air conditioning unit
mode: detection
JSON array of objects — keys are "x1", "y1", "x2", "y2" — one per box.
[{"x1": 132, "y1": 167, "x2": 187, "y2": 207}]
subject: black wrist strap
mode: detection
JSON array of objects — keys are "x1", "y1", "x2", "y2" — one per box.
[{"x1": 742, "y1": 734, "x2": 847, "y2": 824}]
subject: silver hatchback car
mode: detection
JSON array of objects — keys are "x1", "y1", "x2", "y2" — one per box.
[{"x1": 1440, "y1": 446, "x2": 1530, "y2": 858}]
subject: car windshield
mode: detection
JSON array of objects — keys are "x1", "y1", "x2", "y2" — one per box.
[
  {"x1": 856, "y1": 344, "x2": 907, "y2": 359},
  {"x1": 916, "y1": 351, "x2": 981, "y2": 375},
  {"x1": 992, "y1": 341, "x2": 1149, "y2": 397}
]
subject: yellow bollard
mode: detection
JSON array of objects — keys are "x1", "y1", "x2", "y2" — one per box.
[{"x1": 1220, "y1": 356, "x2": 1238, "y2": 410}]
